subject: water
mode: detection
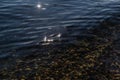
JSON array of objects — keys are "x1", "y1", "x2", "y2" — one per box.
[{"x1": 0, "y1": 0, "x2": 120, "y2": 58}]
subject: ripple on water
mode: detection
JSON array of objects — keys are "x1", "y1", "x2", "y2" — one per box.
[{"x1": 0, "y1": 0, "x2": 120, "y2": 58}]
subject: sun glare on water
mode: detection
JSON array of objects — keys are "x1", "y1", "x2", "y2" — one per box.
[
  {"x1": 37, "y1": 4, "x2": 42, "y2": 8},
  {"x1": 36, "y1": 3, "x2": 46, "y2": 10}
]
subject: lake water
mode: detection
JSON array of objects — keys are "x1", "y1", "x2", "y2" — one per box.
[{"x1": 0, "y1": 0, "x2": 120, "y2": 58}]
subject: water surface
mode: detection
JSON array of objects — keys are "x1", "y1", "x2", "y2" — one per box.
[{"x1": 0, "y1": 0, "x2": 120, "y2": 58}]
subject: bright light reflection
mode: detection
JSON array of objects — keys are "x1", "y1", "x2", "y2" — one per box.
[
  {"x1": 43, "y1": 36, "x2": 54, "y2": 42},
  {"x1": 57, "y1": 33, "x2": 61, "y2": 38},
  {"x1": 37, "y1": 4, "x2": 42, "y2": 8},
  {"x1": 42, "y1": 33, "x2": 62, "y2": 45},
  {"x1": 42, "y1": 36, "x2": 54, "y2": 45}
]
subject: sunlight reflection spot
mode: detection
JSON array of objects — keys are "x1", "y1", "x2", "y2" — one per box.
[{"x1": 37, "y1": 4, "x2": 42, "y2": 8}]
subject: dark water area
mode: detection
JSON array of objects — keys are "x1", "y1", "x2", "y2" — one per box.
[{"x1": 0, "y1": 0, "x2": 120, "y2": 58}]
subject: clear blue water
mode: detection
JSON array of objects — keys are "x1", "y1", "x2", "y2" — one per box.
[{"x1": 0, "y1": 0, "x2": 120, "y2": 58}]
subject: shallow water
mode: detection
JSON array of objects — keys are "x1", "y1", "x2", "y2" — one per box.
[{"x1": 0, "y1": 0, "x2": 120, "y2": 58}]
